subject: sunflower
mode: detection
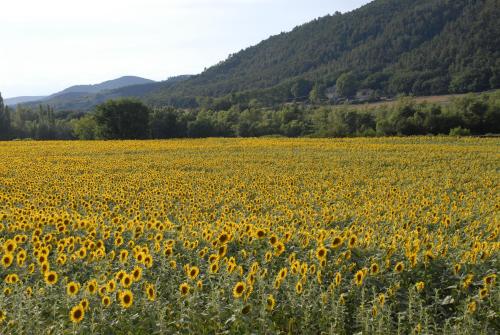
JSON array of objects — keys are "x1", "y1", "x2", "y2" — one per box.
[
  {"x1": 210, "y1": 262, "x2": 219, "y2": 274},
  {"x1": 218, "y1": 232, "x2": 229, "y2": 244},
  {"x1": 102, "y1": 295, "x2": 111, "y2": 307},
  {"x1": 266, "y1": 294, "x2": 275, "y2": 311},
  {"x1": 415, "y1": 281, "x2": 425, "y2": 292},
  {"x1": 41, "y1": 261, "x2": 50, "y2": 273},
  {"x1": 462, "y1": 274, "x2": 474, "y2": 290},
  {"x1": 316, "y1": 246, "x2": 328, "y2": 260},
  {"x1": 1, "y1": 253, "x2": 13, "y2": 268},
  {"x1": 144, "y1": 255, "x2": 153, "y2": 268},
  {"x1": 145, "y1": 284, "x2": 156, "y2": 301},
  {"x1": 348, "y1": 235, "x2": 357, "y2": 248},
  {"x1": 119, "y1": 290, "x2": 134, "y2": 309},
  {"x1": 394, "y1": 262, "x2": 405, "y2": 273},
  {"x1": 241, "y1": 305, "x2": 251, "y2": 314},
  {"x1": 66, "y1": 281, "x2": 80, "y2": 296},
  {"x1": 69, "y1": 305, "x2": 84, "y2": 323},
  {"x1": 378, "y1": 293, "x2": 385, "y2": 307},
  {"x1": 80, "y1": 298, "x2": 89, "y2": 310},
  {"x1": 264, "y1": 251, "x2": 272, "y2": 263},
  {"x1": 370, "y1": 263, "x2": 380, "y2": 275},
  {"x1": 121, "y1": 274, "x2": 132, "y2": 288},
  {"x1": 4, "y1": 240, "x2": 16, "y2": 253},
  {"x1": 331, "y1": 236, "x2": 343, "y2": 249},
  {"x1": 232, "y1": 281, "x2": 246, "y2": 298},
  {"x1": 334, "y1": 272, "x2": 342, "y2": 287},
  {"x1": 0, "y1": 310, "x2": 6, "y2": 324},
  {"x1": 99, "y1": 285, "x2": 107, "y2": 296},
  {"x1": 354, "y1": 270, "x2": 364, "y2": 286},
  {"x1": 295, "y1": 281, "x2": 303, "y2": 294},
  {"x1": 483, "y1": 274, "x2": 496, "y2": 287},
  {"x1": 188, "y1": 266, "x2": 200, "y2": 280},
  {"x1": 44, "y1": 270, "x2": 58, "y2": 285},
  {"x1": 87, "y1": 280, "x2": 98, "y2": 294},
  {"x1": 107, "y1": 279, "x2": 116, "y2": 293},
  {"x1": 119, "y1": 249, "x2": 128, "y2": 263},
  {"x1": 7, "y1": 274, "x2": 19, "y2": 284},
  {"x1": 179, "y1": 282, "x2": 190, "y2": 296},
  {"x1": 467, "y1": 301, "x2": 477, "y2": 314},
  {"x1": 163, "y1": 247, "x2": 173, "y2": 257},
  {"x1": 131, "y1": 267, "x2": 143, "y2": 282},
  {"x1": 479, "y1": 287, "x2": 488, "y2": 300},
  {"x1": 278, "y1": 267, "x2": 288, "y2": 280},
  {"x1": 218, "y1": 245, "x2": 227, "y2": 257}
]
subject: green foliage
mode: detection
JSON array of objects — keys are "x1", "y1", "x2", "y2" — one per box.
[
  {"x1": 72, "y1": 115, "x2": 98, "y2": 140},
  {"x1": 290, "y1": 79, "x2": 313, "y2": 101},
  {"x1": 0, "y1": 93, "x2": 12, "y2": 140},
  {"x1": 336, "y1": 73, "x2": 358, "y2": 99},
  {"x1": 93, "y1": 99, "x2": 150, "y2": 139},
  {"x1": 449, "y1": 126, "x2": 471, "y2": 136},
  {"x1": 1, "y1": 91, "x2": 499, "y2": 140}
]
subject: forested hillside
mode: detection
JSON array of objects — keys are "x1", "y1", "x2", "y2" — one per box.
[{"x1": 144, "y1": 0, "x2": 500, "y2": 108}]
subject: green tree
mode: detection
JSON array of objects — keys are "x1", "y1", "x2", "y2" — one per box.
[
  {"x1": 72, "y1": 114, "x2": 98, "y2": 140},
  {"x1": 290, "y1": 79, "x2": 313, "y2": 101},
  {"x1": 93, "y1": 99, "x2": 150, "y2": 139},
  {"x1": 336, "y1": 72, "x2": 358, "y2": 98},
  {"x1": 0, "y1": 92, "x2": 12, "y2": 139}
]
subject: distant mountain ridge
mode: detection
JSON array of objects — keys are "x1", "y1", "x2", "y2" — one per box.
[
  {"x1": 5, "y1": 76, "x2": 156, "y2": 107},
  {"x1": 49, "y1": 76, "x2": 154, "y2": 97},
  {"x1": 4, "y1": 96, "x2": 47, "y2": 106}
]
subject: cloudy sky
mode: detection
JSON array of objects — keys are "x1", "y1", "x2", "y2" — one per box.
[{"x1": 1, "y1": 0, "x2": 370, "y2": 98}]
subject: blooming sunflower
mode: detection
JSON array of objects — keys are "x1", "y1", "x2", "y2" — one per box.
[
  {"x1": 354, "y1": 270, "x2": 364, "y2": 286},
  {"x1": 1, "y1": 253, "x2": 13, "y2": 268},
  {"x1": 232, "y1": 281, "x2": 246, "y2": 298},
  {"x1": 66, "y1": 281, "x2": 80, "y2": 296},
  {"x1": 188, "y1": 266, "x2": 200, "y2": 280},
  {"x1": 44, "y1": 271, "x2": 58, "y2": 285},
  {"x1": 69, "y1": 305, "x2": 84, "y2": 323},
  {"x1": 394, "y1": 262, "x2": 405, "y2": 273},
  {"x1": 179, "y1": 282, "x2": 190, "y2": 296},
  {"x1": 266, "y1": 294, "x2": 276, "y2": 311},
  {"x1": 145, "y1": 283, "x2": 156, "y2": 301},
  {"x1": 370, "y1": 263, "x2": 380, "y2": 275},
  {"x1": 119, "y1": 290, "x2": 134, "y2": 309}
]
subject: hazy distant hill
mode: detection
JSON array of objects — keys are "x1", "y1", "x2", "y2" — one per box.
[
  {"x1": 4, "y1": 96, "x2": 47, "y2": 106},
  {"x1": 8, "y1": 76, "x2": 156, "y2": 108},
  {"x1": 49, "y1": 76, "x2": 155, "y2": 97}
]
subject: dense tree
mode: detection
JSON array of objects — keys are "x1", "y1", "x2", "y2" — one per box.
[
  {"x1": 2, "y1": 91, "x2": 499, "y2": 140},
  {"x1": 72, "y1": 114, "x2": 98, "y2": 140},
  {"x1": 290, "y1": 79, "x2": 313, "y2": 101},
  {"x1": 93, "y1": 99, "x2": 150, "y2": 139},
  {"x1": 336, "y1": 73, "x2": 358, "y2": 99},
  {"x1": 0, "y1": 93, "x2": 12, "y2": 140}
]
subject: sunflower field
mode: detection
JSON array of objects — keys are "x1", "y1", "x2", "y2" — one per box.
[{"x1": 0, "y1": 138, "x2": 498, "y2": 334}]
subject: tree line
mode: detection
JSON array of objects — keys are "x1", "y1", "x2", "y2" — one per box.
[{"x1": 0, "y1": 91, "x2": 498, "y2": 140}]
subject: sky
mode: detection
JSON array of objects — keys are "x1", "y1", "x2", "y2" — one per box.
[{"x1": 1, "y1": 0, "x2": 370, "y2": 98}]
